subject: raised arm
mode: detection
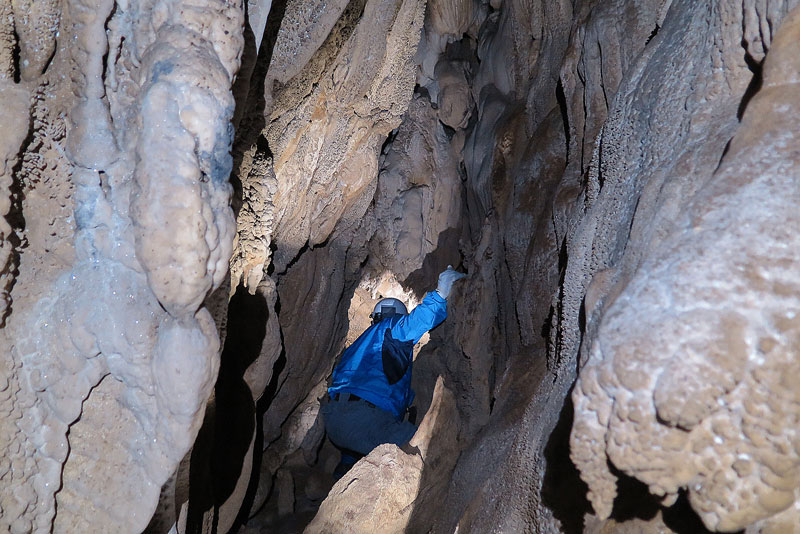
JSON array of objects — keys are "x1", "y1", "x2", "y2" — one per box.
[
  {"x1": 390, "y1": 266, "x2": 466, "y2": 343},
  {"x1": 390, "y1": 291, "x2": 448, "y2": 343}
]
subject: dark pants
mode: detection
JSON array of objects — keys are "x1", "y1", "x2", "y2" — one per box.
[{"x1": 321, "y1": 394, "x2": 417, "y2": 456}]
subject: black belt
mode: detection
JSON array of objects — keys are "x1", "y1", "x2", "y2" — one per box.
[{"x1": 332, "y1": 392, "x2": 376, "y2": 408}]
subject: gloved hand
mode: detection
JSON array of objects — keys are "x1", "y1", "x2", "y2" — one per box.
[{"x1": 436, "y1": 265, "x2": 466, "y2": 299}]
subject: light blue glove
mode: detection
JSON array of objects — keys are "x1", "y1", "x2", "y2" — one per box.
[{"x1": 436, "y1": 265, "x2": 466, "y2": 299}]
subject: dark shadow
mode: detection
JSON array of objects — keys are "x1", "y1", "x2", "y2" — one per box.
[
  {"x1": 540, "y1": 304, "x2": 554, "y2": 343},
  {"x1": 577, "y1": 295, "x2": 586, "y2": 334},
  {"x1": 607, "y1": 466, "x2": 660, "y2": 523},
  {"x1": 231, "y1": 0, "x2": 259, "y2": 134},
  {"x1": 229, "y1": 403, "x2": 264, "y2": 531},
  {"x1": 11, "y1": 28, "x2": 21, "y2": 84},
  {"x1": 737, "y1": 52, "x2": 763, "y2": 121},
  {"x1": 714, "y1": 138, "x2": 732, "y2": 173},
  {"x1": 212, "y1": 286, "x2": 269, "y2": 495},
  {"x1": 556, "y1": 79, "x2": 570, "y2": 164},
  {"x1": 645, "y1": 24, "x2": 660, "y2": 45},
  {"x1": 380, "y1": 126, "x2": 400, "y2": 155},
  {"x1": 662, "y1": 491, "x2": 734, "y2": 534},
  {"x1": 403, "y1": 227, "x2": 464, "y2": 299},
  {"x1": 185, "y1": 401, "x2": 216, "y2": 534},
  {"x1": 403, "y1": 373, "x2": 461, "y2": 534},
  {"x1": 228, "y1": 343, "x2": 286, "y2": 531},
  {"x1": 609, "y1": 460, "x2": 739, "y2": 533},
  {"x1": 548, "y1": 238, "x2": 569, "y2": 371},
  {"x1": 185, "y1": 284, "x2": 270, "y2": 533},
  {"x1": 540, "y1": 391, "x2": 592, "y2": 534}
]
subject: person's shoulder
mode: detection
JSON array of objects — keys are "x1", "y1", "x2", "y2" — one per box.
[
  {"x1": 384, "y1": 316, "x2": 404, "y2": 328},
  {"x1": 376, "y1": 315, "x2": 404, "y2": 331}
]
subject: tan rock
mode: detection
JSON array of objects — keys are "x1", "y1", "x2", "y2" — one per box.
[{"x1": 306, "y1": 376, "x2": 459, "y2": 533}]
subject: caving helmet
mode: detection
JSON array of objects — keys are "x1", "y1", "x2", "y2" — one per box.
[{"x1": 370, "y1": 298, "x2": 408, "y2": 322}]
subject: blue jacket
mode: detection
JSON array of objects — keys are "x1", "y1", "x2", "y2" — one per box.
[{"x1": 329, "y1": 291, "x2": 447, "y2": 419}]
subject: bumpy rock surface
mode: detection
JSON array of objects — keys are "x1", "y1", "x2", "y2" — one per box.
[
  {"x1": 571, "y1": 4, "x2": 800, "y2": 531},
  {"x1": 0, "y1": 0, "x2": 242, "y2": 530}
]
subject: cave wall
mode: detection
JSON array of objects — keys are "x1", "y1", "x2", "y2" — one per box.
[
  {"x1": 248, "y1": 0, "x2": 800, "y2": 531},
  {"x1": 2, "y1": 0, "x2": 800, "y2": 532},
  {"x1": 569, "y1": 2, "x2": 800, "y2": 531},
  {"x1": 1, "y1": 0, "x2": 242, "y2": 531}
]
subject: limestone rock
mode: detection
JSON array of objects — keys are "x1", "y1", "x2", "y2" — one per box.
[
  {"x1": 265, "y1": 0, "x2": 427, "y2": 272},
  {"x1": 0, "y1": 3, "x2": 16, "y2": 80},
  {"x1": 428, "y1": 0, "x2": 473, "y2": 37},
  {"x1": 307, "y1": 444, "x2": 425, "y2": 533},
  {"x1": 5, "y1": 0, "x2": 800, "y2": 531},
  {"x1": 570, "y1": 3, "x2": 800, "y2": 532},
  {"x1": 0, "y1": 0, "x2": 243, "y2": 530},
  {"x1": 11, "y1": 0, "x2": 60, "y2": 81},
  {"x1": 369, "y1": 92, "x2": 464, "y2": 281},
  {"x1": 306, "y1": 376, "x2": 460, "y2": 533}
]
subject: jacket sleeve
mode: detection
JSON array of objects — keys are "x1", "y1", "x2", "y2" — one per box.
[{"x1": 390, "y1": 291, "x2": 447, "y2": 343}]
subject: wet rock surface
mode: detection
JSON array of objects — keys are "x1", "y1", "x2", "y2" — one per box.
[{"x1": 1, "y1": 0, "x2": 799, "y2": 532}]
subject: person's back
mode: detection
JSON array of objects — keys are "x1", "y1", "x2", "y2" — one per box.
[{"x1": 321, "y1": 267, "x2": 465, "y2": 478}]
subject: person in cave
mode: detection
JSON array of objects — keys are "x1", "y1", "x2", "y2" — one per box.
[{"x1": 321, "y1": 266, "x2": 466, "y2": 479}]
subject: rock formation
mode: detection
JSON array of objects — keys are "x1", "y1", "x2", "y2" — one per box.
[
  {"x1": 570, "y1": 3, "x2": 800, "y2": 531},
  {"x1": 0, "y1": 0, "x2": 241, "y2": 531},
  {"x1": 1, "y1": 0, "x2": 799, "y2": 532}
]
